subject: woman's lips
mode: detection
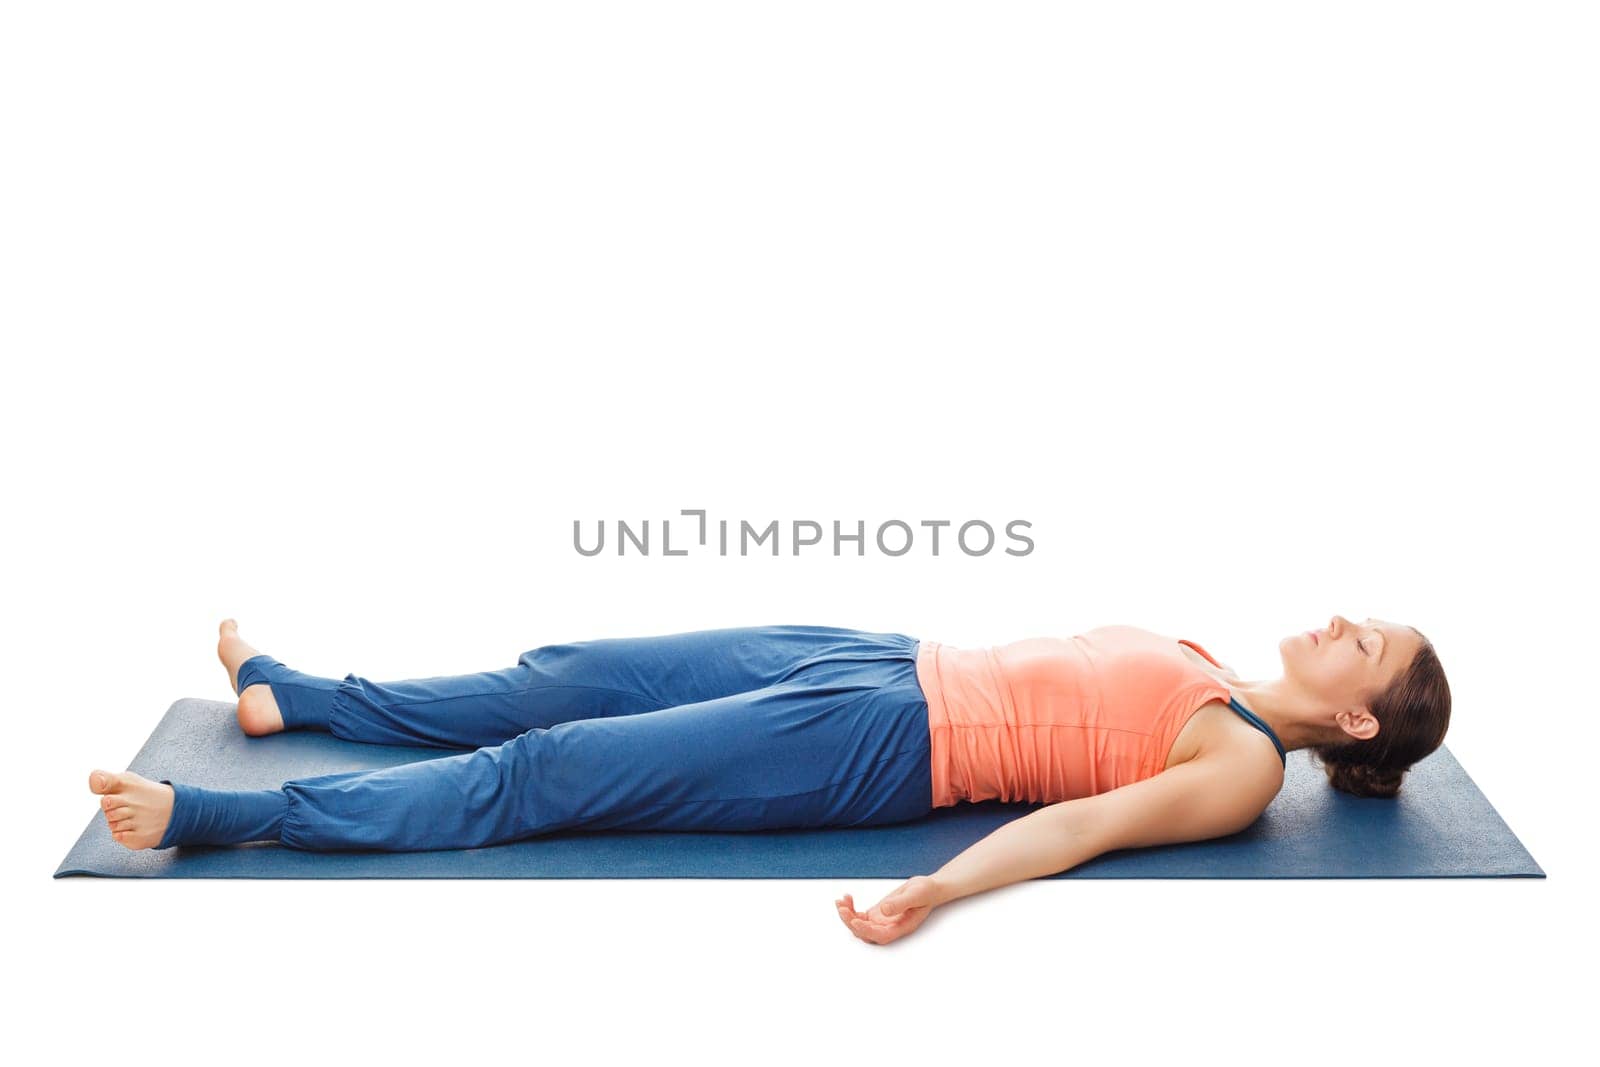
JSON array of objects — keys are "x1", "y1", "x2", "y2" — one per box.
[{"x1": 1307, "y1": 630, "x2": 1319, "y2": 645}]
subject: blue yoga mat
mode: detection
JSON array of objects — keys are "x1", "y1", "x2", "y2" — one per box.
[{"x1": 57, "y1": 698, "x2": 1544, "y2": 879}]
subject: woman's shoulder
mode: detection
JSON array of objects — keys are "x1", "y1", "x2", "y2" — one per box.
[
  {"x1": 1083, "y1": 711, "x2": 1284, "y2": 852},
  {"x1": 1179, "y1": 698, "x2": 1286, "y2": 786}
]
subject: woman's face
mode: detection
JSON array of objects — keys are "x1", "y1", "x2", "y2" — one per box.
[{"x1": 1281, "y1": 614, "x2": 1421, "y2": 710}]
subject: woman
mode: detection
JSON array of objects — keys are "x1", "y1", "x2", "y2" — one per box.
[{"x1": 90, "y1": 616, "x2": 1450, "y2": 944}]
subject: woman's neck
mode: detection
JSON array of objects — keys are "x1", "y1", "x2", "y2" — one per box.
[{"x1": 1224, "y1": 677, "x2": 1344, "y2": 754}]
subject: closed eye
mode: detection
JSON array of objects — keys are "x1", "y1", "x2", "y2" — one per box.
[{"x1": 1358, "y1": 639, "x2": 1368, "y2": 655}]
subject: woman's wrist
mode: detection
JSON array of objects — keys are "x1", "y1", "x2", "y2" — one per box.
[{"x1": 926, "y1": 873, "x2": 961, "y2": 907}]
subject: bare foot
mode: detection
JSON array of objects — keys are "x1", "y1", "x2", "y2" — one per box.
[
  {"x1": 90, "y1": 769, "x2": 174, "y2": 851},
  {"x1": 216, "y1": 618, "x2": 261, "y2": 692},
  {"x1": 217, "y1": 618, "x2": 284, "y2": 736}
]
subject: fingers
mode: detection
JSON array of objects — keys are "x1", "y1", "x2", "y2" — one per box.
[
  {"x1": 835, "y1": 894, "x2": 872, "y2": 940},
  {"x1": 834, "y1": 892, "x2": 894, "y2": 945}
]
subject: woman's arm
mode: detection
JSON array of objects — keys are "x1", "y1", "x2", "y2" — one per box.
[
  {"x1": 834, "y1": 750, "x2": 1281, "y2": 943},
  {"x1": 923, "y1": 800, "x2": 1102, "y2": 906},
  {"x1": 927, "y1": 750, "x2": 1280, "y2": 907}
]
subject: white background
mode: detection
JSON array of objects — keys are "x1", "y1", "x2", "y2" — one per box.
[{"x1": 3, "y1": 1, "x2": 1594, "y2": 1062}]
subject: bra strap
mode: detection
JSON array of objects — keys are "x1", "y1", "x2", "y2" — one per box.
[{"x1": 1225, "y1": 695, "x2": 1287, "y2": 767}]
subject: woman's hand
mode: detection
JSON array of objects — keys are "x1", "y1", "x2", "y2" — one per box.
[{"x1": 834, "y1": 875, "x2": 941, "y2": 945}]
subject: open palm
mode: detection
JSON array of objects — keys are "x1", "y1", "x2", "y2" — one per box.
[{"x1": 834, "y1": 874, "x2": 940, "y2": 945}]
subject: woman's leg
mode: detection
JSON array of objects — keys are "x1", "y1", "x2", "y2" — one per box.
[
  {"x1": 238, "y1": 624, "x2": 922, "y2": 750},
  {"x1": 151, "y1": 648, "x2": 934, "y2": 852},
  {"x1": 232, "y1": 653, "x2": 580, "y2": 750}
]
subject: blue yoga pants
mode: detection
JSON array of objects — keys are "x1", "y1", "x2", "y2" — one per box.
[{"x1": 157, "y1": 625, "x2": 935, "y2": 852}]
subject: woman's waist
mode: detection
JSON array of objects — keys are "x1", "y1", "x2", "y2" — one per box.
[
  {"x1": 916, "y1": 640, "x2": 1009, "y2": 807},
  {"x1": 913, "y1": 639, "x2": 1017, "y2": 729}
]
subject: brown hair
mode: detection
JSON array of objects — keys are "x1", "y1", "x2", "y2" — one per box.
[{"x1": 1307, "y1": 626, "x2": 1451, "y2": 799}]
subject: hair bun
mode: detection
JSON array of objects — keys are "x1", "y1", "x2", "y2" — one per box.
[{"x1": 1327, "y1": 760, "x2": 1406, "y2": 799}]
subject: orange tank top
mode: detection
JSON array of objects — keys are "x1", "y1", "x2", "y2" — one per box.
[{"x1": 914, "y1": 625, "x2": 1234, "y2": 807}]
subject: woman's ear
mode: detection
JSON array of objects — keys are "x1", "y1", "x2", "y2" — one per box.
[{"x1": 1334, "y1": 704, "x2": 1380, "y2": 742}]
